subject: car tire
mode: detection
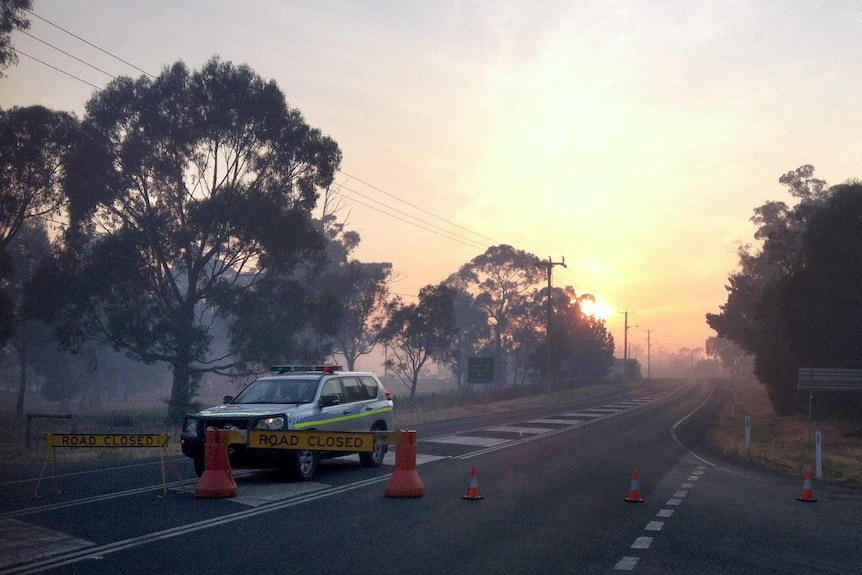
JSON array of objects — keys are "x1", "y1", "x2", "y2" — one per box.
[
  {"x1": 193, "y1": 454, "x2": 205, "y2": 478},
  {"x1": 290, "y1": 449, "x2": 318, "y2": 481},
  {"x1": 359, "y1": 422, "x2": 387, "y2": 467}
]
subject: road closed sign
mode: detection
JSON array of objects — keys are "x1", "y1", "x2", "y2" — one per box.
[
  {"x1": 248, "y1": 430, "x2": 375, "y2": 452},
  {"x1": 44, "y1": 434, "x2": 169, "y2": 448}
]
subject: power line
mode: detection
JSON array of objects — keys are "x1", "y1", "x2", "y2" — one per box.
[
  {"x1": 337, "y1": 182, "x2": 490, "y2": 251},
  {"x1": 11, "y1": 47, "x2": 102, "y2": 90},
  {"x1": 338, "y1": 188, "x2": 489, "y2": 251},
  {"x1": 338, "y1": 169, "x2": 501, "y2": 246},
  {"x1": 23, "y1": 8, "x2": 156, "y2": 78},
  {"x1": 16, "y1": 29, "x2": 118, "y2": 80},
  {"x1": 14, "y1": 9, "x2": 607, "y2": 302}
]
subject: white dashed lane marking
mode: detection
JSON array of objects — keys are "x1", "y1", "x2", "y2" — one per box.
[
  {"x1": 613, "y1": 465, "x2": 708, "y2": 571},
  {"x1": 631, "y1": 537, "x2": 653, "y2": 549},
  {"x1": 614, "y1": 556, "x2": 640, "y2": 571}
]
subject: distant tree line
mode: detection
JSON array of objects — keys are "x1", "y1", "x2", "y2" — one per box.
[
  {"x1": 708, "y1": 165, "x2": 862, "y2": 417},
  {"x1": 1, "y1": 54, "x2": 616, "y2": 421}
]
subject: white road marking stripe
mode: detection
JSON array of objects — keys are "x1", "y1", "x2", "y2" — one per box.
[
  {"x1": 528, "y1": 418, "x2": 583, "y2": 425},
  {"x1": 645, "y1": 521, "x2": 663, "y2": 531},
  {"x1": 631, "y1": 537, "x2": 653, "y2": 549},
  {"x1": 614, "y1": 556, "x2": 640, "y2": 570},
  {"x1": 558, "y1": 412, "x2": 601, "y2": 418},
  {"x1": 0, "y1": 519, "x2": 95, "y2": 569},
  {"x1": 424, "y1": 435, "x2": 510, "y2": 447},
  {"x1": 657, "y1": 509, "x2": 674, "y2": 517},
  {"x1": 667, "y1": 498, "x2": 682, "y2": 506},
  {"x1": 673, "y1": 490, "x2": 688, "y2": 498},
  {"x1": 486, "y1": 426, "x2": 556, "y2": 434}
]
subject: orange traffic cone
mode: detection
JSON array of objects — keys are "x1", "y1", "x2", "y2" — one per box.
[
  {"x1": 462, "y1": 467, "x2": 484, "y2": 500},
  {"x1": 385, "y1": 430, "x2": 425, "y2": 498},
  {"x1": 624, "y1": 470, "x2": 644, "y2": 502},
  {"x1": 797, "y1": 470, "x2": 817, "y2": 502},
  {"x1": 194, "y1": 429, "x2": 238, "y2": 498}
]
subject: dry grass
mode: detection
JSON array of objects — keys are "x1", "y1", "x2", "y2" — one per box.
[{"x1": 709, "y1": 379, "x2": 862, "y2": 488}]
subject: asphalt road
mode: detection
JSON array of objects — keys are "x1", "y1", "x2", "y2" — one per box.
[{"x1": 1, "y1": 381, "x2": 859, "y2": 574}]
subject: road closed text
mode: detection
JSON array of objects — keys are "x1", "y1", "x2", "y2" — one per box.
[
  {"x1": 45, "y1": 434, "x2": 169, "y2": 448},
  {"x1": 249, "y1": 431, "x2": 374, "y2": 452}
]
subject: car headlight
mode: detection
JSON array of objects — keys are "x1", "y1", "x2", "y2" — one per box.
[
  {"x1": 183, "y1": 418, "x2": 198, "y2": 435},
  {"x1": 255, "y1": 416, "x2": 285, "y2": 430}
]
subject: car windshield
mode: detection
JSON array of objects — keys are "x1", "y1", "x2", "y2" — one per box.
[{"x1": 231, "y1": 377, "x2": 319, "y2": 404}]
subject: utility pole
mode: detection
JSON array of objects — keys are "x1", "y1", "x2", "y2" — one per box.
[
  {"x1": 621, "y1": 310, "x2": 634, "y2": 381},
  {"x1": 643, "y1": 329, "x2": 654, "y2": 379},
  {"x1": 541, "y1": 256, "x2": 567, "y2": 384}
]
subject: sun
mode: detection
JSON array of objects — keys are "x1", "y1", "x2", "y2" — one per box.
[{"x1": 580, "y1": 296, "x2": 614, "y2": 321}]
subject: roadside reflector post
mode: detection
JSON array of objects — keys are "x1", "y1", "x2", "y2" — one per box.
[
  {"x1": 385, "y1": 430, "x2": 424, "y2": 498},
  {"x1": 744, "y1": 416, "x2": 751, "y2": 454},
  {"x1": 815, "y1": 431, "x2": 823, "y2": 480}
]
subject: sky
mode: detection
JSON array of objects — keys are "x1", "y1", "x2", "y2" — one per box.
[{"x1": 3, "y1": 1, "x2": 862, "y2": 361}]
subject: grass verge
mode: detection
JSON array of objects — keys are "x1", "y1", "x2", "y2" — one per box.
[{"x1": 709, "y1": 379, "x2": 862, "y2": 488}]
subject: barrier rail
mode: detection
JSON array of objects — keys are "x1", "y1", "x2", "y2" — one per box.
[{"x1": 35, "y1": 433, "x2": 181, "y2": 499}]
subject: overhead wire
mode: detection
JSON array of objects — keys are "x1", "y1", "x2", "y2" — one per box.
[
  {"x1": 11, "y1": 47, "x2": 102, "y2": 90},
  {"x1": 14, "y1": 8, "x2": 598, "y2": 297},
  {"x1": 23, "y1": 8, "x2": 156, "y2": 79},
  {"x1": 16, "y1": 29, "x2": 118, "y2": 80}
]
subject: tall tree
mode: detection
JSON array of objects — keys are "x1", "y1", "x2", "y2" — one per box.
[
  {"x1": 323, "y1": 260, "x2": 392, "y2": 370},
  {"x1": 0, "y1": 105, "x2": 78, "y2": 345},
  {"x1": 533, "y1": 286, "x2": 614, "y2": 386},
  {"x1": 38, "y1": 58, "x2": 341, "y2": 421},
  {"x1": 706, "y1": 165, "x2": 850, "y2": 413},
  {"x1": 381, "y1": 283, "x2": 457, "y2": 400},
  {"x1": 0, "y1": 0, "x2": 30, "y2": 74},
  {"x1": 3, "y1": 220, "x2": 49, "y2": 417},
  {"x1": 450, "y1": 244, "x2": 544, "y2": 383}
]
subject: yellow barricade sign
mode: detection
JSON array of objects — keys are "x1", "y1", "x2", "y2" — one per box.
[
  {"x1": 44, "y1": 433, "x2": 169, "y2": 448},
  {"x1": 36, "y1": 433, "x2": 176, "y2": 499},
  {"x1": 248, "y1": 430, "x2": 375, "y2": 452}
]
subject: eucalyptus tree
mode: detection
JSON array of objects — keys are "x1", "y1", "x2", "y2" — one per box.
[
  {"x1": 321, "y1": 260, "x2": 392, "y2": 370},
  {"x1": 707, "y1": 166, "x2": 832, "y2": 412},
  {"x1": 381, "y1": 283, "x2": 457, "y2": 400},
  {"x1": 0, "y1": 105, "x2": 79, "y2": 345},
  {"x1": 450, "y1": 244, "x2": 544, "y2": 383},
  {"x1": 0, "y1": 0, "x2": 30, "y2": 73},
  {"x1": 42, "y1": 58, "x2": 341, "y2": 421}
]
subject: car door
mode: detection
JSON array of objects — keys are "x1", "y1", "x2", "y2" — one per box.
[
  {"x1": 317, "y1": 376, "x2": 352, "y2": 431},
  {"x1": 336, "y1": 376, "x2": 366, "y2": 431}
]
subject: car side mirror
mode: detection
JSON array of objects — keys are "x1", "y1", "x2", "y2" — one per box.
[
  {"x1": 319, "y1": 394, "x2": 341, "y2": 407},
  {"x1": 223, "y1": 395, "x2": 234, "y2": 404}
]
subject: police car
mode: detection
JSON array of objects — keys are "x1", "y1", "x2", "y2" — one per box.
[{"x1": 181, "y1": 365, "x2": 394, "y2": 480}]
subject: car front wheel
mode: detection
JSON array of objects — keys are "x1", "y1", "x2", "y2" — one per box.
[{"x1": 359, "y1": 423, "x2": 387, "y2": 467}]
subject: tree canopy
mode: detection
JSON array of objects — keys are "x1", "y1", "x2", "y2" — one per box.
[
  {"x1": 708, "y1": 167, "x2": 862, "y2": 415},
  {"x1": 33, "y1": 57, "x2": 342, "y2": 421},
  {"x1": 0, "y1": 0, "x2": 30, "y2": 74}
]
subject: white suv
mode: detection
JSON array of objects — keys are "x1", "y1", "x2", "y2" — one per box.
[{"x1": 181, "y1": 365, "x2": 394, "y2": 480}]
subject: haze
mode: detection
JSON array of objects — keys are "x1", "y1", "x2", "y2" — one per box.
[{"x1": 4, "y1": 1, "x2": 861, "y2": 358}]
